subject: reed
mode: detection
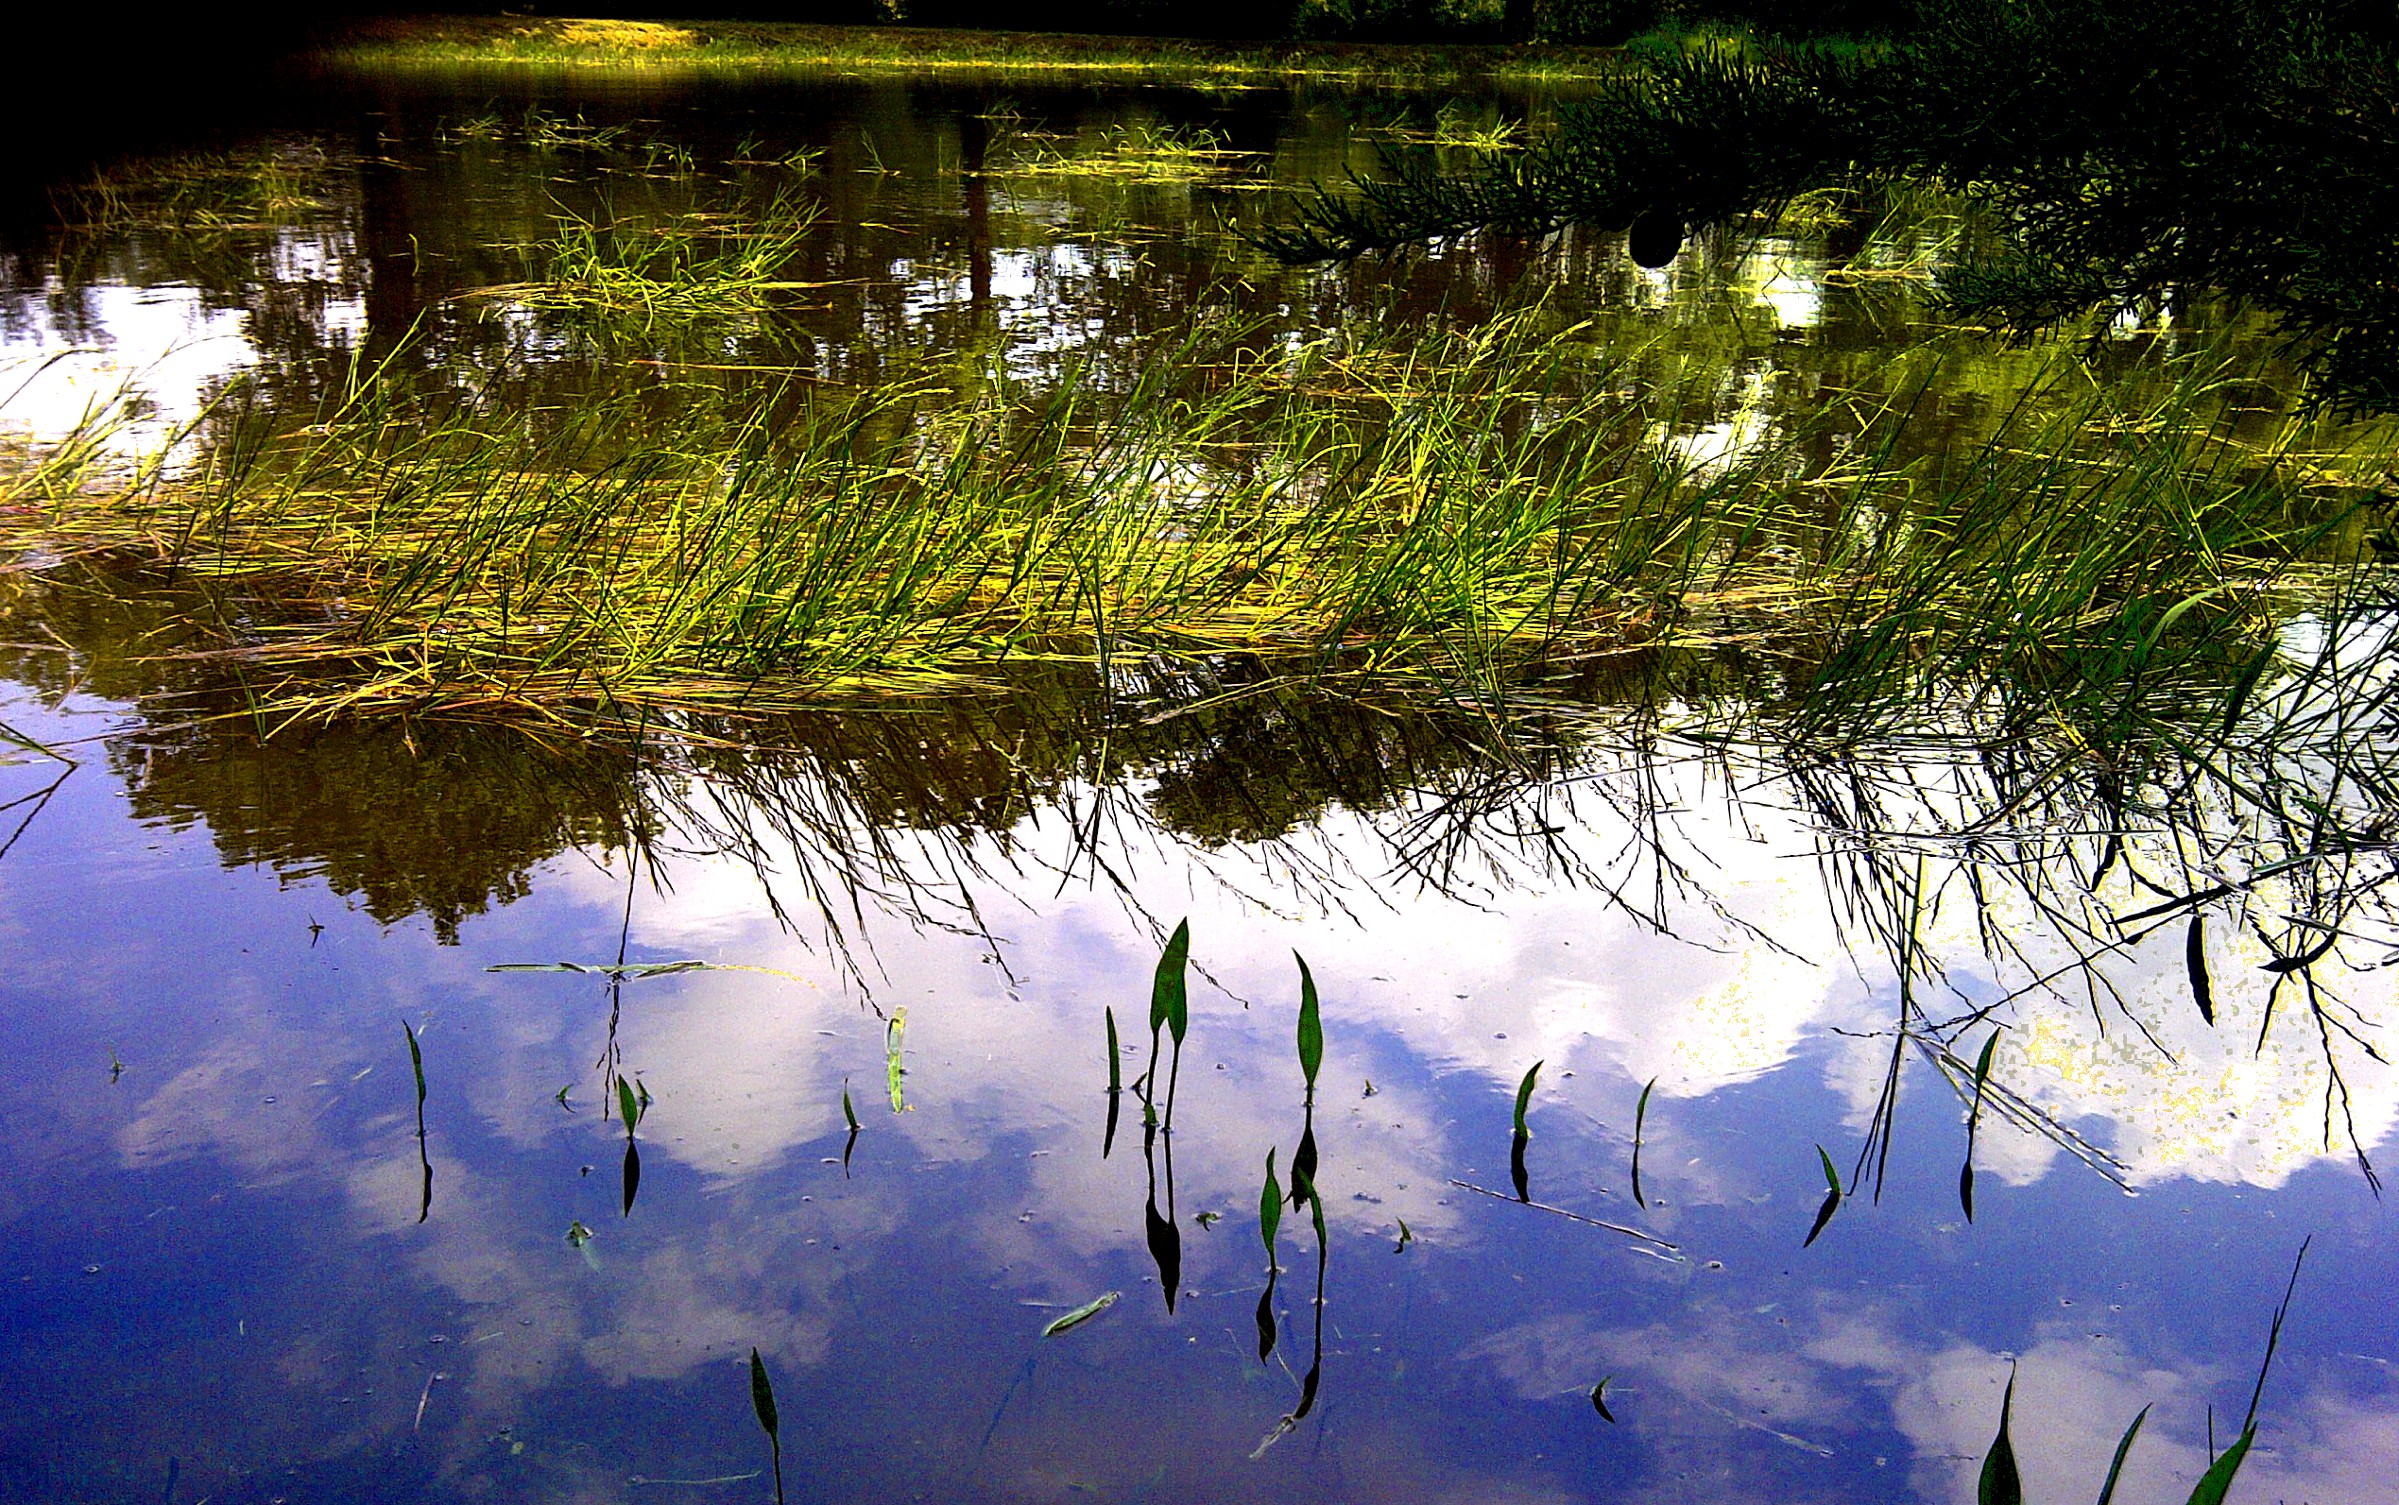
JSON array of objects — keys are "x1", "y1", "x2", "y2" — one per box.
[{"x1": 1, "y1": 311, "x2": 2387, "y2": 732}]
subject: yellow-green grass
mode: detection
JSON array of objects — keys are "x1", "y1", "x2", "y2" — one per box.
[
  {"x1": 316, "y1": 14, "x2": 1628, "y2": 86},
  {"x1": 2, "y1": 313, "x2": 2386, "y2": 731}
]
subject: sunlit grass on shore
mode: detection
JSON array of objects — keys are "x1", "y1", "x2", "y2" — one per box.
[{"x1": 318, "y1": 15, "x2": 1627, "y2": 86}]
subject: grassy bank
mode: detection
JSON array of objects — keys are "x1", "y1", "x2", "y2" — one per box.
[
  {"x1": 6, "y1": 310, "x2": 2388, "y2": 731},
  {"x1": 316, "y1": 14, "x2": 1626, "y2": 85}
]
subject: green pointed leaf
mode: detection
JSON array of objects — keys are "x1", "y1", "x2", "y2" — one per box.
[
  {"x1": 2182, "y1": 1426, "x2": 2252, "y2": 1505},
  {"x1": 1152, "y1": 919, "x2": 1190, "y2": 1045},
  {"x1": 1260, "y1": 1148, "x2": 1282, "y2": 1253},
  {"x1": 1591, "y1": 1378, "x2": 1616, "y2": 1423},
  {"x1": 1295, "y1": 953, "x2": 1323, "y2": 1088},
  {"x1": 748, "y1": 1347, "x2": 779, "y2": 1439},
  {"x1": 1105, "y1": 1006, "x2": 1121, "y2": 1094},
  {"x1": 1979, "y1": 1369, "x2": 2022, "y2": 1505},
  {"x1": 2186, "y1": 914, "x2": 2215, "y2": 1026},
  {"x1": 841, "y1": 1081, "x2": 859, "y2": 1132},
  {"x1": 402, "y1": 1020, "x2": 426, "y2": 1108},
  {"x1": 1632, "y1": 1077, "x2": 1655, "y2": 1210},
  {"x1": 2094, "y1": 1404, "x2": 2149, "y2": 1505},
  {"x1": 616, "y1": 1076, "x2": 640, "y2": 1133},
  {"x1": 1514, "y1": 1060, "x2": 1543, "y2": 1138},
  {"x1": 1041, "y1": 1290, "x2": 1121, "y2": 1337},
  {"x1": 1804, "y1": 1145, "x2": 1843, "y2": 1247}
]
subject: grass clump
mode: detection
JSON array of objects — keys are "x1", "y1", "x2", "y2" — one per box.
[
  {"x1": 462, "y1": 199, "x2": 826, "y2": 337},
  {"x1": 0, "y1": 310, "x2": 2387, "y2": 728},
  {"x1": 318, "y1": 16, "x2": 1627, "y2": 86}
]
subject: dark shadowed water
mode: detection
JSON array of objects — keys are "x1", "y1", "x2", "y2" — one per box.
[{"x1": 0, "y1": 62, "x2": 2393, "y2": 1505}]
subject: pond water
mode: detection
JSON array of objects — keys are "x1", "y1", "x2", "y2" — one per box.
[{"x1": 1, "y1": 62, "x2": 2395, "y2": 1505}]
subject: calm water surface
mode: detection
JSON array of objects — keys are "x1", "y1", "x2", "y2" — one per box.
[{"x1": 0, "y1": 64, "x2": 2393, "y2": 1505}]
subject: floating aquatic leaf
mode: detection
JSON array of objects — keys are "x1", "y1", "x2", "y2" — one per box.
[
  {"x1": 1041, "y1": 1290, "x2": 1121, "y2": 1337},
  {"x1": 1591, "y1": 1378, "x2": 1616, "y2": 1423},
  {"x1": 2094, "y1": 1405, "x2": 2149, "y2": 1505},
  {"x1": 1632, "y1": 1077, "x2": 1656, "y2": 1210},
  {"x1": 1513, "y1": 1060, "x2": 1542, "y2": 1137},
  {"x1": 1804, "y1": 1145, "x2": 1843, "y2": 1248},
  {"x1": 617, "y1": 1076, "x2": 641, "y2": 1132},
  {"x1": 1295, "y1": 952, "x2": 1323, "y2": 1090},
  {"x1": 749, "y1": 1347, "x2": 785, "y2": 1505},
  {"x1": 1979, "y1": 1367, "x2": 2022, "y2": 1505},
  {"x1": 2186, "y1": 914, "x2": 2215, "y2": 1026}
]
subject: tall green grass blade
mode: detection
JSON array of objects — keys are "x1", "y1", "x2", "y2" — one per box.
[
  {"x1": 2094, "y1": 1405, "x2": 2149, "y2": 1505},
  {"x1": 403, "y1": 1020, "x2": 426, "y2": 1109},
  {"x1": 2244, "y1": 1236, "x2": 2311, "y2": 1431},
  {"x1": 1632, "y1": 1077, "x2": 1656, "y2": 1210}
]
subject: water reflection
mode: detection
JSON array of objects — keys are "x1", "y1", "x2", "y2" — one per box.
[
  {"x1": 0, "y1": 60, "x2": 2395, "y2": 1505},
  {"x1": 3, "y1": 69, "x2": 2161, "y2": 494}
]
